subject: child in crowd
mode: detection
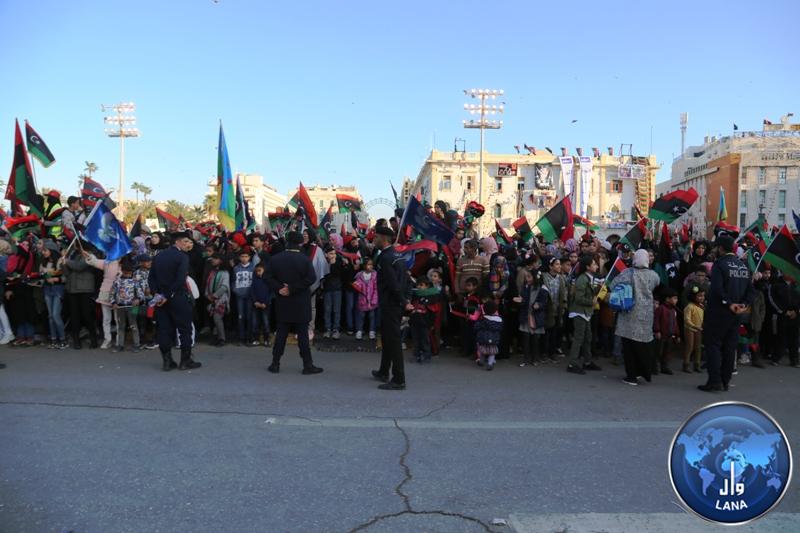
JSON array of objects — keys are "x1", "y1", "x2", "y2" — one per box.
[
  {"x1": 250, "y1": 262, "x2": 272, "y2": 346},
  {"x1": 567, "y1": 255, "x2": 601, "y2": 375},
  {"x1": 516, "y1": 269, "x2": 548, "y2": 366},
  {"x1": 205, "y1": 254, "x2": 230, "y2": 347},
  {"x1": 460, "y1": 277, "x2": 482, "y2": 358},
  {"x1": 474, "y1": 300, "x2": 502, "y2": 370},
  {"x1": 110, "y1": 258, "x2": 145, "y2": 353},
  {"x1": 352, "y1": 258, "x2": 378, "y2": 340},
  {"x1": 683, "y1": 287, "x2": 705, "y2": 373},
  {"x1": 427, "y1": 269, "x2": 447, "y2": 354},
  {"x1": 322, "y1": 247, "x2": 344, "y2": 339},
  {"x1": 233, "y1": 250, "x2": 255, "y2": 345},
  {"x1": 134, "y1": 255, "x2": 156, "y2": 349},
  {"x1": 654, "y1": 287, "x2": 681, "y2": 375},
  {"x1": 410, "y1": 277, "x2": 435, "y2": 363}
]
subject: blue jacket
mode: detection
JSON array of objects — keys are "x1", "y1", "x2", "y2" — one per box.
[
  {"x1": 250, "y1": 275, "x2": 272, "y2": 306},
  {"x1": 708, "y1": 253, "x2": 753, "y2": 312}
]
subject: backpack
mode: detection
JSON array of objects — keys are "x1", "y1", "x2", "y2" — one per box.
[{"x1": 609, "y1": 272, "x2": 635, "y2": 313}]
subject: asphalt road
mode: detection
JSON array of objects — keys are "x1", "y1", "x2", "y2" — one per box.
[{"x1": 0, "y1": 343, "x2": 798, "y2": 533}]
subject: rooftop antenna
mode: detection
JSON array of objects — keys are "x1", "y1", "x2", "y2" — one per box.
[{"x1": 680, "y1": 112, "x2": 688, "y2": 157}]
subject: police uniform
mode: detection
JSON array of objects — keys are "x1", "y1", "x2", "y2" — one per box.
[
  {"x1": 148, "y1": 242, "x2": 200, "y2": 371},
  {"x1": 703, "y1": 251, "x2": 753, "y2": 390},
  {"x1": 265, "y1": 234, "x2": 322, "y2": 374},
  {"x1": 375, "y1": 243, "x2": 410, "y2": 387}
]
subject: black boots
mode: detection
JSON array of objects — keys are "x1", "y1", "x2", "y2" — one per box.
[
  {"x1": 162, "y1": 353, "x2": 178, "y2": 372},
  {"x1": 178, "y1": 350, "x2": 202, "y2": 370}
]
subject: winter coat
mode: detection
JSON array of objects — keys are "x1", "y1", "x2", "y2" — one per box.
[
  {"x1": 232, "y1": 262, "x2": 256, "y2": 298},
  {"x1": 475, "y1": 315, "x2": 503, "y2": 346},
  {"x1": 610, "y1": 266, "x2": 660, "y2": 343},
  {"x1": 62, "y1": 257, "x2": 97, "y2": 294},
  {"x1": 353, "y1": 270, "x2": 378, "y2": 311},
  {"x1": 250, "y1": 275, "x2": 272, "y2": 306}
]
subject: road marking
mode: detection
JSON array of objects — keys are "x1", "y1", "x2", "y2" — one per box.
[{"x1": 507, "y1": 512, "x2": 800, "y2": 532}]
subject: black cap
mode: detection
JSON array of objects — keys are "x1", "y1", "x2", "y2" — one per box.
[
  {"x1": 375, "y1": 226, "x2": 395, "y2": 239},
  {"x1": 171, "y1": 230, "x2": 192, "y2": 240},
  {"x1": 286, "y1": 231, "x2": 304, "y2": 246}
]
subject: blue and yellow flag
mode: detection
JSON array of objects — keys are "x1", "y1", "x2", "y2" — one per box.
[{"x1": 217, "y1": 123, "x2": 236, "y2": 231}]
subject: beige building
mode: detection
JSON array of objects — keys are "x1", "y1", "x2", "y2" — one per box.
[
  {"x1": 206, "y1": 173, "x2": 287, "y2": 225},
  {"x1": 285, "y1": 184, "x2": 368, "y2": 230},
  {"x1": 409, "y1": 149, "x2": 658, "y2": 236},
  {"x1": 657, "y1": 114, "x2": 800, "y2": 236}
]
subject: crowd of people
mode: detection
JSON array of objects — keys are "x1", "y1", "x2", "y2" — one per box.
[{"x1": 0, "y1": 193, "x2": 796, "y2": 394}]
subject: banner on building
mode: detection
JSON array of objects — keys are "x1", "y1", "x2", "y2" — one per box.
[
  {"x1": 522, "y1": 189, "x2": 556, "y2": 211},
  {"x1": 618, "y1": 164, "x2": 646, "y2": 179},
  {"x1": 578, "y1": 156, "x2": 593, "y2": 217},
  {"x1": 497, "y1": 162, "x2": 518, "y2": 176},
  {"x1": 534, "y1": 164, "x2": 553, "y2": 189},
  {"x1": 559, "y1": 156, "x2": 574, "y2": 199}
]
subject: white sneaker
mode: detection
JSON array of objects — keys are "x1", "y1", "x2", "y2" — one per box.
[
  {"x1": 100, "y1": 340, "x2": 112, "y2": 350},
  {"x1": 0, "y1": 334, "x2": 14, "y2": 345},
  {"x1": 369, "y1": 331, "x2": 376, "y2": 340},
  {"x1": 323, "y1": 331, "x2": 331, "y2": 339},
  {"x1": 355, "y1": 331, "x2": 363, "y2": 340},
  {"x1": 332, "y1": 330, "x2": 340, "y2": 340}
]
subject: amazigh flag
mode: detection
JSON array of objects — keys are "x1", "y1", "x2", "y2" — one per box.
[
  {"x1": 217, "y1": 123, "x2": 236, "y2": 231},
  {"x1": 573, "y1": 214, "x2": 598, "y2": 231},
  {"x1": 621, "y1": 218, "x2": 648, "y2": 250},
  {"x1": 287, "y1": 182, "x2": 318, "y2": 228},
  {"x1": 399, "y1": 195, "x2": 454, "y2": 246},
  {"x1": 336, "y1": 193, "x2": 362, "y2": 213},
  {"x1": 513, "y1": 216, "x2": 533, "y2": 241},
  {"x1": 4, "y1": 214, "x2": 42, "y2": 239},
  {"x1": 6, "y1": 119, "x2": 44, "y2": 217},
  {"x1": 717, "y1": 187, "x2": 728, "y2": 222},
  {"x1": 494, "y1": 219, "x2": 512, "y2": 246},
  {"x1": 533, "y1": 196, "x2": 574, "y2": 243},
  {"x1": 24, "y1": 121, "x2": 55, "y2": 168},
  {"x1": 156, "y1": 208, "x2": 181, "y2": 231},
  {"x1": 318, "y1": 205, "x2": 334, "y2": 241},
  {"x1": 762, "y1": 225, "x2": 800, "y2": 280},
  {"x1": 648, "y1": 188, "x2": 698, "y2": 222}
]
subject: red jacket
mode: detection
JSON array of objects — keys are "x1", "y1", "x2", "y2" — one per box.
[{"x1": 654, "y1": 303, "x2": 679, "y2": 338}]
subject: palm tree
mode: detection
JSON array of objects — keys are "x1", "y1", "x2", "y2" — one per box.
[
  {"x1": 84, "y1": 161, "x2": 98, "y2": 177},
  {"x1": 202, "y1": 194, "x2": 217, "y2": 218},
  {"x1": 140, "y1": 184, "x2": 152, "y2": 202},
  {"x1": 188, "y1": 205, "x2": 205, "y2": 222},
  {"x1": 164, "y1": 199, "x2": 186, "y2": 218},
  {"x1": 78, "y1": 173, "x2": 88, "y2": 192}
]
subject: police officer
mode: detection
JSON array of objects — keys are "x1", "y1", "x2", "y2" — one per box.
[
  {"x1": 371, "y1": 227, "x2": 413, "y2": 390},
  {"x1": 265, "y1": 231, "x2": 323, "y2": 375},
  {"x1": 148, "y1": 231, "x2": 202, "y2": 371},
  {"x1": 700, "y1": 235, "x2": 753, "y2": 392}
]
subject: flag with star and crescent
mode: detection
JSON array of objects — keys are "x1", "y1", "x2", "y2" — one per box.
[
  {"x1": 25, "y1": 121, "x2": 55, "y2": 167},
  {"x1": 336, "y1": 193, "x2": 362, "y2": 214},
  {"x1": 648, "y1": 188, "x2": 698, "y2": 223}
]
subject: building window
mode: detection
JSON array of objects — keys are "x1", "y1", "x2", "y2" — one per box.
[
  {"x1": 466, "y1": 176, "x2": 474, "y2": 191},
  {"x1": 740, "y1": 191, "x2": 746, "y2": 208},
  {"x1": 758, "y1": 167, "x2": 766, "y2": 184},
  {"x1": 319, "y1": 200, "x2": 324, "y2": 209},
  {"x1": 441, "y1": 175, "x2": 451, "y2": 190},
  {"x1": 740, "y1": 213, "x2": 747, "y2": 227},
  {"x1": 778, "y1": 213, "x2": 786, "y2": 225},
  {"x1": 741, "y1": 172, "x2": 747, "y2": 185},
  {"x1": 495, "y1": 178, "x2": 502, "y2": 192},
  {"x1": 494, "y1": 204, "x2": 502, "y2": 218},
  {"x1": 759, "y1": 190, "x2": 766, "y2": 206},
  {"x1": 611, "y1": 180, "x2": 622, "y2": 193},
  {"x1": 779, "y1": 190, "x2": 786, "y2": 208},
  {"x1": 779, "y1": 167, "x2": 787, "y2": 184}
]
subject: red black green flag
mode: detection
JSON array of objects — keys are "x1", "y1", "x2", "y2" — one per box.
[
  {"x1": 512, "y1": 216, "x2": 533, "y2": 241},
  {"x1": 336, "y1": 193, "x2": 362, "y2": 213},
  {"x1": 494, "y1": 219, "x2": 512, "y2": 245},
  {"x1": 129, "y1": 213, "x2": 149, "y2": 239},
  {"x1": 603, "y1": 257, "x2": 628, "y2": 287},
  {"x1": 6, "y1": 120, "x2": 44, "y2": 217},
  {"x1": 763, "y1": 225, "x2": 800, "y2": 280},
  {"x1": 534, "y1": 196, "x2": 574, "y2": 243},
  {"x1": 621, "y1": 218, "x2": 648, "y2": 250},
  {"x1": 5, "y1": 214, "x2": 42, "y2": 239},
  {"x1": 658, "y1": 222, "x2": 674, "y2": 265},
  {"x1": 156, "y1": 208, "x2": 181, "y2": 231},
  {"x1": 648, "y1": 188, "x2": 698, "y2": 222},
  {"x1": 747, "y1": 237, "x2": 768, "y2": 273},
  {"x1": 287, "y1": 182, "x2": 318, "y2": 227},
  {"x1": 318, "y1": 206, "x2": 334, "y2": 241},
  {"x1": 573, "y1": 214, "x2": 599, "y2": 231},
  {"x1": 25, "y1": 121, "x2": 55, "y2": 167}
]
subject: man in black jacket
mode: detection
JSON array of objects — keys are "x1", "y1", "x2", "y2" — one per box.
[
  {"x1": 265, "y1": 231, "x2": 323, "y2": 375},
  {"x1": 700, "y1": 235, "x2": 754, "y2": 392},
  {"x1": 149, "y1": 231, "x2": 201, "y2": 371},
  {"x1": 767, "y1": 274, "x2": 800, "y2": 367},
  {"x1": 372, "y1": 227, "x2": 413, "y2": 390}
]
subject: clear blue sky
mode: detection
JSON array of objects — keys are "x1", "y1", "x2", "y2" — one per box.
[{"x1": 1, "y1": 0, "x2": 798, "y2": 220}]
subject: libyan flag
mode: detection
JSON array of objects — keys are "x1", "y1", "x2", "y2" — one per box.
[
  {"x1": 25, "y1": 121, "x2": 55, "y2": 167},
  {"x1": 336, "y1": 193, "x2": 362, "y2": 213},
  {"x1": 534, "y1": 196, "x2": 574, "y2": 243},
  {"x1": 621, "y1": 218, "x2": 648, "y2": 250},
  {"x1": 6, "y1": 119, "x2": 44, "y2": 217},
  {"x1": 494, "y1": 219, "x2": 512, "y2": 245},
  {"x1": 573, "y1": 214, "x2": 598, "y2": 231},
  {"x1": 5, "y1": 214, "x2": 42, "y2": 239},
  {"x1": 763, "y1": 225, "x2": 800, "y2": 280},
  {"x1": 512, "y1": 216, "x2": 533, "y2": 241},
  {"x1": 156, "y1": 208, "x2": 181, "y2": 231},
  {"x1": 648, "y1": 188, "x2": 698, "y2": 222}
]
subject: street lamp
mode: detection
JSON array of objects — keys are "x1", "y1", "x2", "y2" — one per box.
[
  {"x1": 102, "y1": 102, "x2": 140, "y2": 218},
  {"x1": 463, "y1": 88, "x2": 504, "y2": 204}
]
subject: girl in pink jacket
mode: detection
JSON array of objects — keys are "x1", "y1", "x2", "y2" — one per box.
[
  {"x1": 352, "y1": 258, "x2": 378, "y2": 340},
  {"x1": 85, "y1": 251, "x2": 120, "y2": 349}
]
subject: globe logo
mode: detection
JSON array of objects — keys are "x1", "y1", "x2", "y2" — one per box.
[{"x1": 669, "y1": 402, "x2": 792, "y2": 525}]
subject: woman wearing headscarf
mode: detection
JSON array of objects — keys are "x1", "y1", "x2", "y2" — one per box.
[{"x1": 609, "y1": 249, "x2": 661, "y2": 386}]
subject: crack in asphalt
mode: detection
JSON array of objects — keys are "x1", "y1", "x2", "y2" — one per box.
[{"x1": 346, "y1": 418, "x2": 495, "y2": 533}]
